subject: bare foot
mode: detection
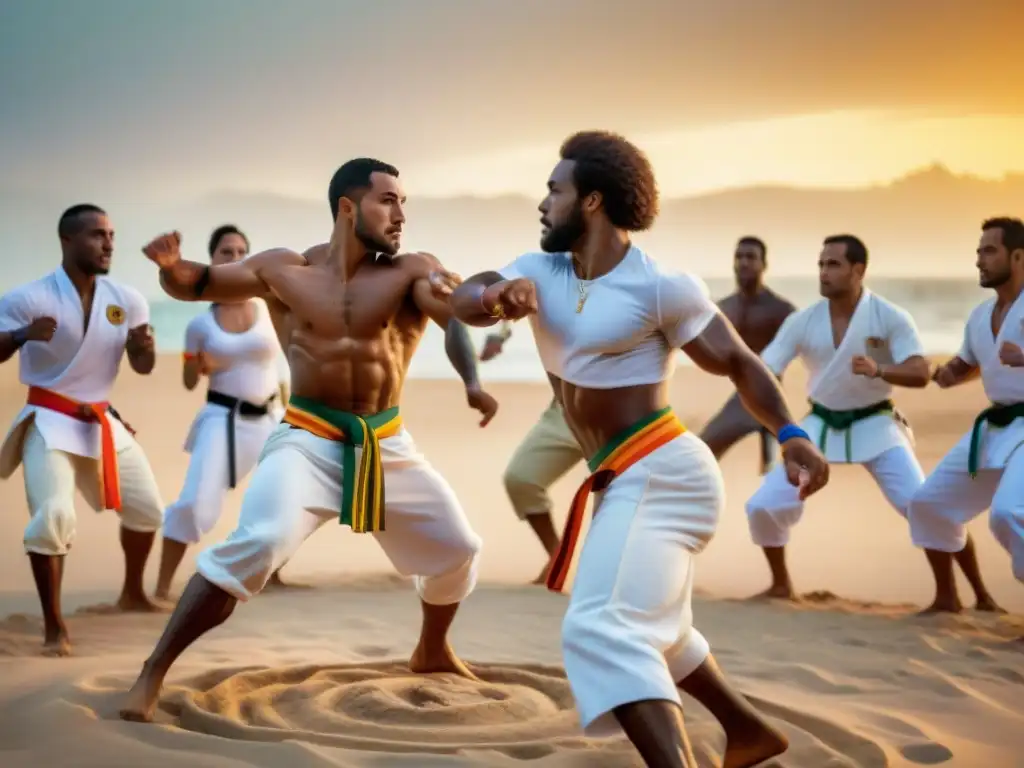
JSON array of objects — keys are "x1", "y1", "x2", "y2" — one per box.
[
  {"x1": 409, "y1": 643, "x2": 479, "y2": 680},
  {"x1": 749, "y1": 584, "x2": 798, "y2": 602},
  {"x1": 974, "y1": 596, "x2": 1007, "y2": 614},
  {"x1": 917, "y1": 598, "x2": 963, "y2": 615},
  {"x1": 41, "y1": 630, "x2": 71, "y2": 658},
  {"x1": 119, "y1": 665, "x2": 163, "y2": 723},
  {"x1": 116, "y1": 593, "x2": 171, "y2": 613},
  {"x1": 723, "y1": 724, "x2": 790, "y2": 768}
]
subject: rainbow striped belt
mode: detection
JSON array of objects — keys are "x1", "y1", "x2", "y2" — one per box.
[
  {"x1": 282, "y1": 395, "x2": 403, "y2": 533},
  {"x1": 546, "y1": 406, "x2": 686, "y2": 592}
]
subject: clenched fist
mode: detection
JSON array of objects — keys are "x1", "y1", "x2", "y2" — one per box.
[
  {"x1": 142, "y1": 232, "x2": 183, "y2": 270},
  {"x1": 25, "y1": 316, "x2": 58, "y2": 342},
  {"x1": 481, "y1": 278, "x2": 538, "y2": 320}
]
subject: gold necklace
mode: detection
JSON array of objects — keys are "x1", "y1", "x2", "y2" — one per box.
[{"x1": 576, "y1": 280, "x2": 589, "y2": 313}]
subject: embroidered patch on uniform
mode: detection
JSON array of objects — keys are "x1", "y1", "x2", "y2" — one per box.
[{"x1": 106, "y1": 304, "x2": 125, "y2": 325}]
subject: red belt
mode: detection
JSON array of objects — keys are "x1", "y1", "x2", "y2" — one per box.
[{"x1": 27, "y1": 386, "x2": 122, "y2": 511}]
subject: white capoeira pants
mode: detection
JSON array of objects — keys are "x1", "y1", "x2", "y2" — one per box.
[
  {"x1": 196, "y1": 423, "x2": 482, "y2": 603},
  {"x1": 745, "y1": 444, "x2": 924, "y2": 547},
  {"x1": 561, "y1": 431, "x2": 723, "y2": 738},
  {"x1": 21, "y1": 421, "x2": 164, "y2": 556},
  {"x1": 908, "y1": 434, "x2": 1024, "y2": 582},
  {"x1": 163, "y1": 404, "x2": 279, "y2": 545}
]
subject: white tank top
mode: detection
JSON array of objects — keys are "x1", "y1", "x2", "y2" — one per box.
[
  {"x1": 183, "y1": 301, "x2": 283, "y2": 404},
  {"x1": 498, "y1": 245, "x2": 719, "y2": 388}
]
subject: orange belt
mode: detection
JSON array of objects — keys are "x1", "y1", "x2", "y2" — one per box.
[
  {"x1": 27, "y1": 386, "x2": 122, "y2": 511},
  {"x1": 546, "y1": 407, "x2": 686, "y2": 593}
]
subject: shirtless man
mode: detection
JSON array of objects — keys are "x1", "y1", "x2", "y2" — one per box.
[
  {"x1": 119, "y1": 158, "x2": 496, "y2": 722},
  {"x1": 700, "y1": 237, "x2": 796, "y2": 473},
  {"x1": 0, "y1": 204, "x2": 165, "y2": 656},
  {"x1": 451, "y1": 131, "x2": 829, "y2": 768},
  {"x1": 479, "y1": 321, "x2": 584, "y2": 583}
]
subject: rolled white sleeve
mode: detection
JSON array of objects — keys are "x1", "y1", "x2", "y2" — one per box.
[
  {"x1": 657, "y1": 271, "x2": 719, "y2": 348},
  {"x1": 0, "y1": 287, "x2": 32, "y2": 333},
  {"x1": 888, "y1": 306, "x2": 925, "y2": 363},
  {"x1": 760, "y1": 311, "x2": 802, "y2": 375}
]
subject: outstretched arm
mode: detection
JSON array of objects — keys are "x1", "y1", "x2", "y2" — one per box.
[
  {"x1": 159, "y1": 250, "x2": 295, "y2": 304},
  {"x1": 144, "y1": 232, "x2": 301, "y2": 304}
]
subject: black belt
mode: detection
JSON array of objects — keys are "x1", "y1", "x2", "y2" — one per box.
[{"x1": 206, "y1": 389, "x2": 277, "y2": 488}]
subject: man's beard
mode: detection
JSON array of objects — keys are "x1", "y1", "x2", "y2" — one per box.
[
  {"x1": 541, "y1": 203, "x2": 585, "y2": 253},
  {"x1": 79, "y1": 256, "x2": 110, "y2": 276},
  {"x1": 355, "y1": 209, "x2": 398, "y2": 256},
  {"x1": 981, "y1": 267, "x2": 1010, "y2": 288}
]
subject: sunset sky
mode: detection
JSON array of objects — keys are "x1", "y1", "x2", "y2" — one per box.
[{"x1": 2, "y1": 0, "x2": 1024, "y2": 204}]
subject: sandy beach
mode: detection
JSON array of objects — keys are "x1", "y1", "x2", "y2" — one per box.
[{"x1": 0, "y1": 356, "x2": 1021, "y2": 767}]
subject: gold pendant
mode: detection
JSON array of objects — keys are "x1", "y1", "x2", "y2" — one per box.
[{"x1": 576, "y1": 284, "x2": 587, "y2": 313}]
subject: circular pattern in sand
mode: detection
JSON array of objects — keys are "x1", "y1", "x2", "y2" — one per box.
[{"x1": 165, "y1": 661, "x2": 627, "y2": 760}]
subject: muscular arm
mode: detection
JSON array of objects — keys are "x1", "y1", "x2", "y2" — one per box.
[
  {"x1": 410, "y1": 270, "x2": 482, "y2": 388},
  {"x1": 449, "y1": 272, "x2": 507, "y2": 328},
  {"x1": 159, "y1": 249, "x2": 299, "y2": 303},
  {"x1": 683, "y1": 315, "x2": 797, "y2": 435}
]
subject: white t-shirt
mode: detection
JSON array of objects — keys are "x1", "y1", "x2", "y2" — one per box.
[{"x1": 498, "y1": 245, "x2": 718, "y2": 388}]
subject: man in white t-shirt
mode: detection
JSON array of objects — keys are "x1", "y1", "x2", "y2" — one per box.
[{"x1": 452, "y1": 131, "x2": 830, "y2": 768}]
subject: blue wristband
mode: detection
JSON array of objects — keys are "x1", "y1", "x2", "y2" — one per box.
[{"x1": 777, "y1": 424, "x2": 809, "y2": 444}]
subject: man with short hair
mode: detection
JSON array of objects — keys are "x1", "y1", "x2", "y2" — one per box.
[
  {"x1": 908, "y1": 216, "x2": 1024, "y2": 610},
  {"x1": 700, "y1": 236, "x2": 796, "y2": 473},
  {"x1": 119, "y1": 158, "x2": 497, "y2": 722},
  {"x1": 745, "y1": 234, "x2": 1001, "y2": 612},
  {"x1": 0, "y1": 204, "x2": 165, "y2": 656}
]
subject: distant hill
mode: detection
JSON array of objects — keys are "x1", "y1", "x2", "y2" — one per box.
[{"x1": 2, "y1": 164, "x2": 1023, "y2": 296}]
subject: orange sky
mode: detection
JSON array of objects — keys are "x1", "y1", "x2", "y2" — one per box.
[{"x1": 1, "y1": 0, "x2": 1023, "y2": 201}]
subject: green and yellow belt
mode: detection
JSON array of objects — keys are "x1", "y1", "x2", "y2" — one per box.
[{"x1": 282, "y1": 395, "x2": 403, "y2": 532}]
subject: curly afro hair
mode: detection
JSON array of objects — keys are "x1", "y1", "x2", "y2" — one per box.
[{"x1": 559, "y1": 131, "x2": 659, "y2": 232}]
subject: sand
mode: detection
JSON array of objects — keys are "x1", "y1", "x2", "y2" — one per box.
[{"x1": 0, "y1": 356, "x2": 1021, "y2": 767}]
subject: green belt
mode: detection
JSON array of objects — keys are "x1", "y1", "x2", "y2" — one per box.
[
  {"x1": 968, "y1": 402, "x2": 1024, "y2": 478},
  {"x1": 809, "y1": 399, "x2": 894, "y2": 462},
  {"x1": 282, "y1": 395, "x2": 403, "y2": 532}
]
